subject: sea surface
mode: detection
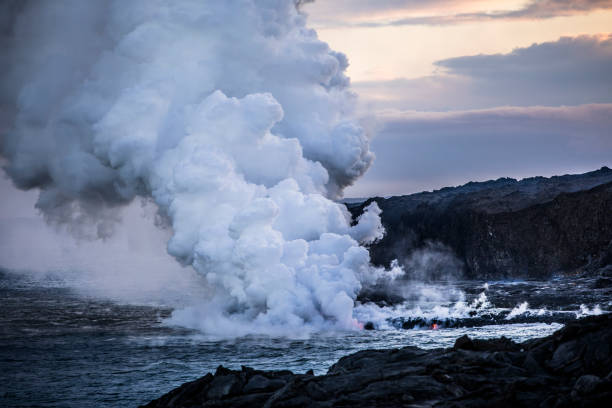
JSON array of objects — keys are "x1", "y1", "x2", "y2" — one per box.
[{"x1": 1, "y1": 270, "x2": 608, "y2": 408}]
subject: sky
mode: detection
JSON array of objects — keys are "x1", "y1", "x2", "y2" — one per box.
[
  {"x1": 302, "y1": 0, "x2": 612, "y2": 196},
  {"x1": 0, "y1": 0, "x2": 610, "y2": 280},
  {"x1": 0, "y1": 0, "x2": 610, "y2": 332}
]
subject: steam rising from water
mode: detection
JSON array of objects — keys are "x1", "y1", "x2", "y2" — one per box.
[{"x1": 1, "y1": 0, "x2": 398, "y2": 335}]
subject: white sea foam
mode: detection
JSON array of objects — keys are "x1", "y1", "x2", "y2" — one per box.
[
  {"x1": 506, "y1": 302, "x2": 529, "y2": 320},
  {"x1": 577, "y1": 304, "x2": 603, "y2": 317}
]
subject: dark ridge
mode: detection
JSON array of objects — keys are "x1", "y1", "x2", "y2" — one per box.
[{"x1": 349, "y1": 167, "x2": 612, "y2": 279}]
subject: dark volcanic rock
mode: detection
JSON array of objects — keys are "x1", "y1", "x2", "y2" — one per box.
[
  {"x1": 141, "y1": 314, "x2": 612, "y2": 408},
  {"x1": 391, "y1": 308, "x2": 582, "y2": 330},
  {"x1": 349, "y1": 167, "x2": 612, "y2": 279}
]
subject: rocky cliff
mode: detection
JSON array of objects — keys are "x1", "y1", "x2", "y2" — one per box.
[
  {"x1": 349, "y1": 167, "x2": 612, "y2": 279},
  {"x1": 141, "y1": 313, "x2": 612, "y2": 408}
]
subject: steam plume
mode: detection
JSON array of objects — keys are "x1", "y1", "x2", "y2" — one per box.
[{"x1": 1, "y1": 0, "x2": 390, "y2": 334}]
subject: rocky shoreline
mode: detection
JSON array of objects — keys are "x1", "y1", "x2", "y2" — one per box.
[{"x1": 141, "y1": 313, "x2": 612, "y2": 407}]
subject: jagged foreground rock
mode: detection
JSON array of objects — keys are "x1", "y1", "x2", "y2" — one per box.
[
  {"x1": 141, "y1": 314, "x2": 612, "y2": 407},
  {"x1": 348, "y1": 167, "x2": 612, "y2": 279}
]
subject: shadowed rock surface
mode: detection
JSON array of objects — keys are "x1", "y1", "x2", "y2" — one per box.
[
  {"x1": 141, "y1": 314, "x2": 612, "y2": 408},
  {"x1": 349, "y1": 167, "x2": 612, "y2": 279}
]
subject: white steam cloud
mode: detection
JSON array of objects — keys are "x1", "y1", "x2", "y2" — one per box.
[{"x1": 1, "y1": 0, "x2": 394, "y2": 335}]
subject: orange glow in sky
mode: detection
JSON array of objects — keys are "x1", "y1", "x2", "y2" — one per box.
[{"x1": 304, "y1": 4, "x2": 612, "y2": 81}]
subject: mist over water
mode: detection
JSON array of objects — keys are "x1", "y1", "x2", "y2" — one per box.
[{"x1": 0, "y1": 0, "x2": 409, "y2": 335}]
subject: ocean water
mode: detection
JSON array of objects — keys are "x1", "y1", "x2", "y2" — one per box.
[{"x1": 1, "y1": 270, "x2": 606, "y2": 408}]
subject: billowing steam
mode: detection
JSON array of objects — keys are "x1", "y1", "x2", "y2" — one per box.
[{"x1": 1, "y1": 0, "x2": 395, "y2": 335}]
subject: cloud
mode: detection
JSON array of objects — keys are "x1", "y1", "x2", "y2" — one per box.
[
  {"x1": 354, "y1": 34, "x2": 612, "y2": 111},
  {"x1": 305, "y1": 0, "x2": 612, "y2": 27},
  {"x1": 435, "y1": 33, "x2": 612, "y2": 81},
  {"x1": 346, "y1": 104, "x2": 612, "y2": 197},
  {"x1": 304, "y1": 0, "x2": 458, "y2": 17},
  {"x1": 495, "y1": 0, "x2": 612, "y2": 19}
]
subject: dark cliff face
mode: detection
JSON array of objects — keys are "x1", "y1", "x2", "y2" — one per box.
[{"x1": 350, "y1": 167, "x2": 612, "y2": 279}]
